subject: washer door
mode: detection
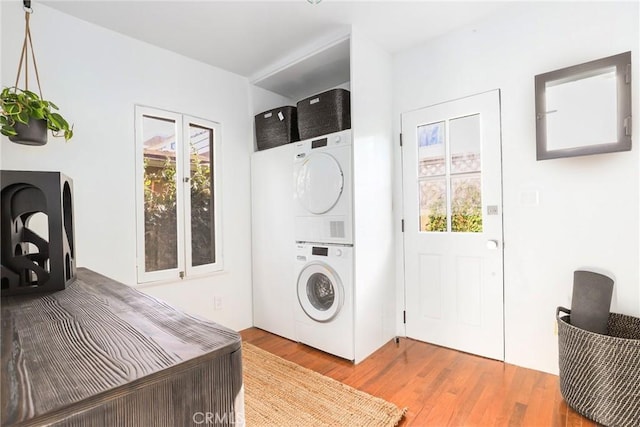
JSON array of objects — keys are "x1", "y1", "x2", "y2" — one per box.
[
  {"x1": 295, "y1": 153, "x2": 344, "y2": 214},
  {"x1": 297, "y1": 262, "x2": 344, "y2": 322}
]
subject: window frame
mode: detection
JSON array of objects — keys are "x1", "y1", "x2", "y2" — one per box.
[{"x1": 134, "y1": 105, "x2": 223, "y2": 284}]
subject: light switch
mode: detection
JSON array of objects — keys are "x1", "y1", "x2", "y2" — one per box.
[{"x1": 520, "y1": 190, "x2": 539, "y2": 206}]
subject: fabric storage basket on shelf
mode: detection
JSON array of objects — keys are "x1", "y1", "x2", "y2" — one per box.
[
  {"x1": 297, "y1": 88, "x2": 351, "y2": 140},
  {"x1": 556, "y1": 306, "x2": 640, "y2": 427},
  {"x1": 255, "y1": 106, "x2": 299, "y2": 151}
]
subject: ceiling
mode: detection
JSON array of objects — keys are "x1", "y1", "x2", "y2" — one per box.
[{"x1": 42, "y1": 1, "x2": 510, "y2": 85}]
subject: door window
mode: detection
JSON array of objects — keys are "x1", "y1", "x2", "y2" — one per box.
[
  {"x1": 418, "y1": 121, "x2": 447, "y2": 232},
  {"x1": 417, "y1": 114, "x2": 482, "y2": 233}
]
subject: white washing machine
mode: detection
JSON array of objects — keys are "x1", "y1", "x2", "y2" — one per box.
[
  {"x1": 293, "y1": 130, "x2": 352, "y2": 245},
  {"x1": 294, "y1": 243, "x2": 354, "y2": 360}
]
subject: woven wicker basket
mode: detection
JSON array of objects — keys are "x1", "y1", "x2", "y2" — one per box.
[
  {"x1": 254, "y1": 106, "x2": 299, "y2": 151},
  {"x1": 556, "y1": 306, "x2": 640, "y2": 427},
  {"x1": 297, "y1": 88, "x2": 351, "y2": 140}
]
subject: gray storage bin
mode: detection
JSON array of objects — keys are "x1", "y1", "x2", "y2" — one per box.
[
  {"x1": 297, "y1": 88, "x2": 350, "y2": 140},
  {"x1": 255, "y1": 106, "x2": 299, "y2": 151}
]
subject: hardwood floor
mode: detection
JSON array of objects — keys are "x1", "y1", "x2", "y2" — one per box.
[{"x1": 240, "y1": 328, "x2": 596, "y2": 427}]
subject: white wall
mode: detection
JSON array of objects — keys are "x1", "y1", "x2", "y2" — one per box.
[
  {"x1": 0, "y1": 2, "x2": 254, "y2": 331},
  {"x1": 393, "y1": 1, "x2": 640, "y2": 374},
  {"x1": 351, "y1": 28, "x2": 396, "y2": 362}
]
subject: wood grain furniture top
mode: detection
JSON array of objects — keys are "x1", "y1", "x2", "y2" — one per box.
[{"x1": 1, "y1": 268, "x2": 243, "y2": 426}]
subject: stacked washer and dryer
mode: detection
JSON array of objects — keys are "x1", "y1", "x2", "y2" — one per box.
[
  {"x1": 293, "y1": 129, "x2": 355, "y2": 360},
  {"x1": 253, "y1": 44, "x2": 395, "y2": 364}
]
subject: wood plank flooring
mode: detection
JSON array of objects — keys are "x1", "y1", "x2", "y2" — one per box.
[{"x1": 240, "y1": 328, "x2": 596, "y2": 427}]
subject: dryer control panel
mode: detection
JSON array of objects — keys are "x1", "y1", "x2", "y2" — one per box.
[{"x1": 294, "y1": 129, "x2": 351, "y2": 158}]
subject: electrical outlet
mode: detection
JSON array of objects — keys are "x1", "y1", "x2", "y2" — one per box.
[{"x1": 213, "y1": 296, "x2": 222, "y2": 311}]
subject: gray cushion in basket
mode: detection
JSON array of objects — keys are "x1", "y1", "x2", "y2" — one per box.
[{"x1": 571, "y1": 270, "x2": 614, "y2": 335}]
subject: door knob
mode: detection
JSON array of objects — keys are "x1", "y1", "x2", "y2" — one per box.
[{"x1": 486, "y1": 240, "x2": 499, "y2": 250}]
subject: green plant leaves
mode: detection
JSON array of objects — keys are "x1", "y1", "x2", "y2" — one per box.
[
  {"x1": 48, "y1": 112, "x2": 66, "y2": 129},
  {"x1": 16, "y1": 111, "x2": 30, "y2": 124},
  {"x1": 22, "y1": 89, "x2": 39, "y2": 99},
  {"x1": 31, "y1": 108, "x2": 45, "y2": 119},
  {"x1": 1, "y1": 126, "x2": 18, "y2": 136},
  {"x1": 2, "y1": 102, "x2": 21, "y2": 115}
]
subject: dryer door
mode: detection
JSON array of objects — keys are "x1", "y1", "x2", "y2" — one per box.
[
  {"x1": 297, "y1": 262, "x2": 344, "y2": 322},
  {"x1": 295, "y1": 153, "x2": 344, "y2": 214}
]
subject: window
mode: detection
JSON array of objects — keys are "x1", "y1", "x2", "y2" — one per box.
[
  {"x1": 135, "y1": 106, "x2": 222, "y2": 283},
  {"x1": 417, "y1": 114, "x2": 482, "y2": 233}
]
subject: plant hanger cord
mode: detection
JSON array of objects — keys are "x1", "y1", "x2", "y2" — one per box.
[{"x1": 14, "y1": 5, "x2": 43, "y2": 98}]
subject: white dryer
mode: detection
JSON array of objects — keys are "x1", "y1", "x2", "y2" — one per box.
[
  {"x1": 294, "y1": 243, "x2": 354, "y2": 360},
  {"x1": 293, "y1": 130, "x2": 352, "y2": 245}
]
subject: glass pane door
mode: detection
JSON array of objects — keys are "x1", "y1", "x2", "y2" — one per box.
[
  {"x1": 188, "y1": 124, "x2": 215, "y2": 266},
  {"x1": 142, "y1": 115, "x2": 179, "y2": 272},
  {"x1": 418, "y1": 121, "x2": 447, "y2": 232},
  {"x1": 450, "y1": 114, "x2": 482, "y2": 233}
]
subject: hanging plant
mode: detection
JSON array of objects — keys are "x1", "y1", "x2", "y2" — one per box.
[
  {"x1": 1, "y1": 87, "x2": 73, "y2": 144},
  {"x1": 0, "y1": 2, "x2": 73, "y2": 145}
]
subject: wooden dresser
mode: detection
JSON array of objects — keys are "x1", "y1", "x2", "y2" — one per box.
[{"x1": 1, "y1": 268, "x2": 244, "y2": 426}]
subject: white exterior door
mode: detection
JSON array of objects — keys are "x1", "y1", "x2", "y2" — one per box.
[{"x1": 401, "y1": 90, "x2": 504, "y2": 360}]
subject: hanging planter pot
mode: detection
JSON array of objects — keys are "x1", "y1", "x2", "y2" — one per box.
[
  {"x1": 9, "y1": 117, "x2": 48, "y2": 145},
  {"x1": 0, "y1": 3, "x2": 73, "y2": 145}
]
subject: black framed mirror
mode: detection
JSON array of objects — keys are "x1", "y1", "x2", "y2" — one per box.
[{"x1": 535, "y1": 51, "x2": 632, "y2": 160}]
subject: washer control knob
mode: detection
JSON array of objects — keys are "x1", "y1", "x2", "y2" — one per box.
[
  {"x1": 335, "y1": 135, "x2": 342, "y2": 144},
  {"x1": 335, "y1": 248, "x2": 343, "y2": 257}
]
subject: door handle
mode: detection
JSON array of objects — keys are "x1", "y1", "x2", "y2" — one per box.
[{"x1": 486, "y1": 240, "x2": 499, "y2": 250}]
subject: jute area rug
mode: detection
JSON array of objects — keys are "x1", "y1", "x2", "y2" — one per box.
[{"x1": 242, "y1": 342, "x2": 407, "y2": 426}]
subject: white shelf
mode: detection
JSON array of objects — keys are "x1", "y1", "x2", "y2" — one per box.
[{"x1": 252, "y1": 38, "x2": 350, "y2": 101}]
